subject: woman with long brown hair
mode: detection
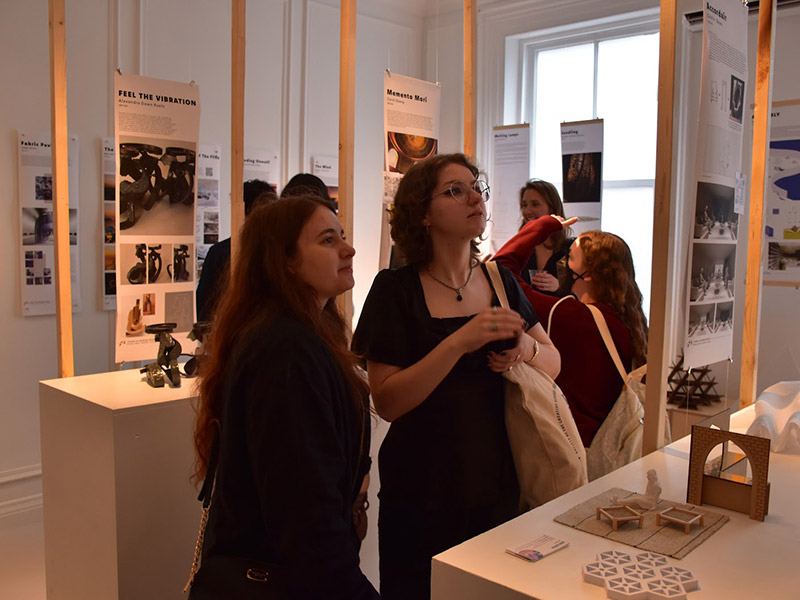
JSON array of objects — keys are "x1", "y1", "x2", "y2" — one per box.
[
  {"x1": 517, "y1": 179, "x2": 573, "y2": 296},
  {"x1": 190, "y1": 196, "x2": 379, "y2": 599},
  {"x1": 353, "y1": 153, "x2": 560, "y2": 600},
  {"x1": 494, "y1": 215, "x2": 648, "y2": 447}
]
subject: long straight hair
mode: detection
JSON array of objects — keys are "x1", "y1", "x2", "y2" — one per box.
[{"x1": 192, "y1": 196, "x2": 364, "y2": 483}]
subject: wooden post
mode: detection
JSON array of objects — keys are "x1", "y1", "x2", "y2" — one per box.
[
  {"x1": 48, "y1": 0, "x2": 74, "y2": 378},
  {"x1": 642, "y1": 0, "x2": 677, "y2": 454},
  {"x1": 338, "y1": 0, "x2": 356, "y2": 326},
  {"x1": 463, "y1": 0, "x2": 477, "y2": 160},
  {"x1": 230, "y1": 0, "x2": 246, "y2": 265},
  {"x1": 740, "y1": 0, "x2": 777, "y2": 408}
]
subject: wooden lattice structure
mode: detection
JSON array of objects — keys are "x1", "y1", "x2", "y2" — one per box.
[{"x1": 667, "y1": 355, "x2": 722, "y2": 409}]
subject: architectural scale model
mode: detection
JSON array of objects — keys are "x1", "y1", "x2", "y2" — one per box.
[{"x1": 582, "y1": 550, "x2": 699, "y2": 600}]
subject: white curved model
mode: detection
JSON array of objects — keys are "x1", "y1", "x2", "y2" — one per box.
[{"x1": 746, "y1": 381, "x2": 800, "y2": 454}]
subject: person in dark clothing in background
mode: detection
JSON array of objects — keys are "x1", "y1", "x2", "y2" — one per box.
[
  {"x1": 195, "y1": 180, "x2": 277, "y2": 322},
  {"x1": 281, "y1": 172, "x2": 336, "y2": 211}
]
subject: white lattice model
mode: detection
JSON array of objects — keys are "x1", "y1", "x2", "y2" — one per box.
[{"x1": 582, "y1": 551, "x2": 698, "y2": 600}]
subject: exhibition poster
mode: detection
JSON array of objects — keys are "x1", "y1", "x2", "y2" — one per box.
[
  {"x1": 244, "y1": 147, "x2": 279, "y2": 189},
  {"x1": 382, "y1": 72, "x2": 441, "y2": 268},
  {"x1": 383, "y1": 72, "x2": 441, "y2": 174},
  {"x1": 17, "y1": 131, "x2": 81, "y2": 317},
  {"x1": 196, "y1": 145, "x2": 221, "y2": 279},
  {"x1": 114, "y1": 72, "x2": 200, "y2": 363},
  {"x1": 764, "y1": 100, "x2": 800, "y2": 283},
  {"x1": 102, "y1": 137, "x2": 116, "y2": 310},
  {"x1": 491, "y1": 124, "x2": 531, "y2": 252},
  {"x1": 560, "y1": 119, "x2": 603, "y2": 237},
  {"x1": 312, "y1": 155, "x2": 339, "y2": 209},
  {"x1": 683, "y1": 0, "x2": 748, "y2": 369}
]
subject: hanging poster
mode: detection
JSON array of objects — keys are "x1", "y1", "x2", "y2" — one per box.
[
  {"x1": 18, "y1": 131, "x2": 81, "y2": 316},
  {"x1": 381, "y1": 72, "x2": 441, "y2": 268},
  {"x1": 383, "y1": 72, "x2": 441, "y2": 174},
  {"x1": 196, "y1": 145, "x2": 221, "y2": 279},
  {"x1": 560, "y1": 119, "x2": 603, "y2": 237},
  {"x1": 244, "y1": 147, "x2": 279, "y2": 189},
  {"x1": 114, "y1": 72, "x2": 200, "y2": 363},
  {"x1": 102, "y1": 137, "x2": 116, "y2": 310},
  {"x1": 312, "y1": 155, "x2": 339, "y2": 209},
  {"x1": 491, "y1": 124, "x2": 530, "y2": 252},
  {"x1": 764, "y1": 100, "x2": 800, "y2": 283},
  {"x1": 683, "y1": 0, "x2": 748, "y2": 369}
]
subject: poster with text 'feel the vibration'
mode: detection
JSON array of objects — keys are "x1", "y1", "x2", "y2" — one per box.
[{"x1": 114, "y1": 72, "x2": 200, "y2": 363}]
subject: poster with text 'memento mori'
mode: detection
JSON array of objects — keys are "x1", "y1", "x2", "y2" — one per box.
[
  {"x1": 18, "y1": 131, "x2": 81, "y2": 317},
  {"x1": 114, "y1": 72, "x2": 200, "y2": 363},
  {"x1": 683, "y1": 0, "x2": 747, "y2": 369},
  {"x1": 560, "y1": 119, "x2": 603, "y2": 237}
]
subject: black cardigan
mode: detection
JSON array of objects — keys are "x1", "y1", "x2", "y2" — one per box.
[{"x1": 203, "y1": 315, "x2": 378, "y2": 599}]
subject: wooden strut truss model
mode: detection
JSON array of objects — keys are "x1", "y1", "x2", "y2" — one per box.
[{"x1": 667, "y1": 355, "x2": 722, "y2": 409}]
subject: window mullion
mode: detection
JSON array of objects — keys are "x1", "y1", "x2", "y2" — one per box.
[{"x1": 592, "y1": 41, "x2": 599, "y2": 118}]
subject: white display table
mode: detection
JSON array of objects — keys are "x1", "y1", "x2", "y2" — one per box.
[
  {"x1": 39, "y1": 369, "x2": 201, "y2": 600},
  {"x1": 432, "y1": 407, "x2": 800, "y2": 599}
]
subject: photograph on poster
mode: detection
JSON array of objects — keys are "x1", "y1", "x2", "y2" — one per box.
[
  {"x1": 118, "y1": 137, "x2": 196, "y2": 235},
  {"x1": 143, "y1": 293, "x2": 156, "y2": 315},
  {"x1": 386, "y1": 132, "x2": 437, "y2": 174},
  {"x1": 21, "y1": 208, "x2": 77, "y2": 245},
  {"x1": 687, "y1": 304, "x2": 715, "y2": 339},
  {"x1": 35, "y1": 175, "x2": 52, "y2": 201},
  {"x1": 562, "y1": 152, "x2": 601, "y2": 204},
  {"x1": 203, "y1": 220, "x2": 218, "y2": 235},
  {"x1": 197, "y1": 178, "x2": 219, "y2": 208},
  {"x1": 164, "y1": 290, "x2": 194, "y2": 333},
  {"x1": 689, "y1": 243, "x2": 735, "y2": 303},
  {"x1": 768, "y1": 242, "x2": 800, "y2": 271},
  {"x1": 169, "y1": 244, "x2": 193, "y2": 282},
  {"x1": 203, "y1": 233, "x2": 218, "y2": 245},
  {"x1": 120, "y1": 243, "x2": 172, "y2": 285},
  {"x1": 104, "y1": 246, "x2": 115, "y2": 270},
  {"x1": 104, "y1": 272, "x2": 116, "y2": 296},
  {"x1": 104, "y1": 170, "x2": 115, "y2": 201},
  {"x1": 124, "y1": 297, "x2": 146, "y2": 336},
  {"x1": 730, "y1": 75, "x2": 744, "y2": 124},
  {"x1": 104, "y1": 202, "x2": 116, "y2": 243},
  {"x1": 715, "y1": 301, "x2": 733, "y2": 334},
  {"x1": 694, "y1": 182, "x2": 738, "y2": 240}
]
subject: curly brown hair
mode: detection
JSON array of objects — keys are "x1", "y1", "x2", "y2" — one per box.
[
  {"x1": 390, "y1": 153, "x2": 482, "y2": 268},
  {"x1": 192, "y1": 196, "x2": 365, "y2": 484},
  {"x1": 578, "y1": 231, "x2": 649, "y2": 368}
]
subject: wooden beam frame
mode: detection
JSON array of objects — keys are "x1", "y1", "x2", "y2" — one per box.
[
  {"x1": 739, "y1": 0, "x2": 777, "y2": 407},
  {"x1": 230, "y1": 0, "x2": 246, "y2": 265},
  {"x1": 48, "y1": 0, "x2": 74, "y2": 378},
  {"x1": 338, "y1": 0, "x2": 357, "y2": 326},
  {"x1": 642, "y1": 0, "x2": 677, "y2": 454},
  {"x1": 463, "y1": 0, "x2": 477, "y2": 160}
]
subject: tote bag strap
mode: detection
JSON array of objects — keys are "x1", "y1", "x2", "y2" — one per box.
[
  {"x1": 486, "y1": 261, "x2": 510, "y2": 309},
  {"x1": 585, "y1": 304, "x2": 628, "y2": 384},
  {"x1": 546, "y1": 296, "x2": 571, "y2": 337}
]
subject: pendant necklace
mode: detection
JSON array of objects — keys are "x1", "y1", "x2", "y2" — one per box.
[{"x1": 427, "y1": 263, "x2": 474, "y2": 301}]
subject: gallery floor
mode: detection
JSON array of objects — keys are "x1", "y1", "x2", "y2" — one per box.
[{"x1": 0, "y1": 508, "x2": 46, "y2": 600}]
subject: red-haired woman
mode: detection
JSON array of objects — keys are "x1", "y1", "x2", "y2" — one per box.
[
  {"x1": 494, "y1": 215, "x2": 648, "y2": 446},
  {"x1": 191, "y1": 196, "x2": 379, "y2": 599},
  {"x1": 353, "y1": 154, "x2": 560, "y2": 600}
]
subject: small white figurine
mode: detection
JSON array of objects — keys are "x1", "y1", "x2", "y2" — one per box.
[{"x1": 612, "y1": 469, "x2": 662, "y2": 510}]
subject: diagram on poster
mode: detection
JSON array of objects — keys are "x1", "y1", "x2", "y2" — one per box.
[
  {"x1": 114, "y1": 72, "x2": 200, "y2": 362},
  {"x1": 683, "y1": 0, "x2": 747, "y2": 369},
  {"x1": 764, "y1": 101, "x2": 800, "y2": 283},
  {"x1": 560, "y1": 119, "x2": 603, "y2": 237},
  {"x1": 18, "y1": 132, "x2": 81, "y2": 317},
  {"x1": 196, "y1": 145, "x2": 221, "y2": 279},
  {"x1": 491, "y1": 124, "x2": 530, "y2": 252}
]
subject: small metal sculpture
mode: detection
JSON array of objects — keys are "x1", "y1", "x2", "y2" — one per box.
[
  {"x1": 182, "y1": 321, "x2": 210, "y2": 377},
  {"x1": 141, "y1": 323, "x2": 182, "y2": 388}
]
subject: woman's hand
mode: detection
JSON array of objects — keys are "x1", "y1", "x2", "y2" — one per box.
[
  {"x1": 487, "y1": 332, "x2": 535, "y2": 373},
  {"x1": 452, "y1": 306, "x2": 526, "y2": 355},
  {"x1": 531, "y1": 271, "x2": 559, "y2": 292},
  {"x1": 551, "y1": 214, "x2": 579, "y2": 228}
]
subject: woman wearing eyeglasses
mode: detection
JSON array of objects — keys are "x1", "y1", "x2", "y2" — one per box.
[{"x1": 353, "y1": 153, "x2": 560, "y2": 600}]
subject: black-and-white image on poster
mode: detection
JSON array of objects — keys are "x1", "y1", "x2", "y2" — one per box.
[
  {"x1": 683, "y1": 0, "x2": 747, "y2": 368},
  {"x1": 196, "y1": 145, "x2": 221, "y2": 278},
  {"x1": 17, "y1": 132, "x2": 81, "y2": 316},
  {"x1": 114, "y1": 72, "x2": 200, "y2": 362}
]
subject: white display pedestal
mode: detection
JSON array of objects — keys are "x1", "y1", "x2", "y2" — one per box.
[
  {"x1": 432, "y1": 407, "x2": 800, "y2": 599},
  {"x1": 39, "y1": 369, "x2": 201, "y2": 600}
]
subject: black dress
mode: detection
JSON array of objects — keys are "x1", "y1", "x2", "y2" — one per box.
[
  {"x1": 352, "y1": 263, "x2": 537, "y2": 600},
  {"x1": 520, "y1": 236, "x2": 574, "y2": 297},
  {"x1": 203, "y1": 315, "x2": 379, "y2": 600}
]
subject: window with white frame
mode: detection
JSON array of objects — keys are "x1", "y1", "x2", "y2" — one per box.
[{"x1": 516, "y1": 12, "x2": 660, "y2": 315}]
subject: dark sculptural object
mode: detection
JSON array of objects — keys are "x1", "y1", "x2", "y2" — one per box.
[
  {"x1": 168, "y1": 244, "x2": 191, "y2": 282},
  {"x1": 182, "y1": 321, "x2": 211, "y2": 377},
  {"x1": 127, "y1": 244, "x2": 162, "y2": 284},
  {"x1": 141, "y1": 323, "x2": 182, "y2": 388}
]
